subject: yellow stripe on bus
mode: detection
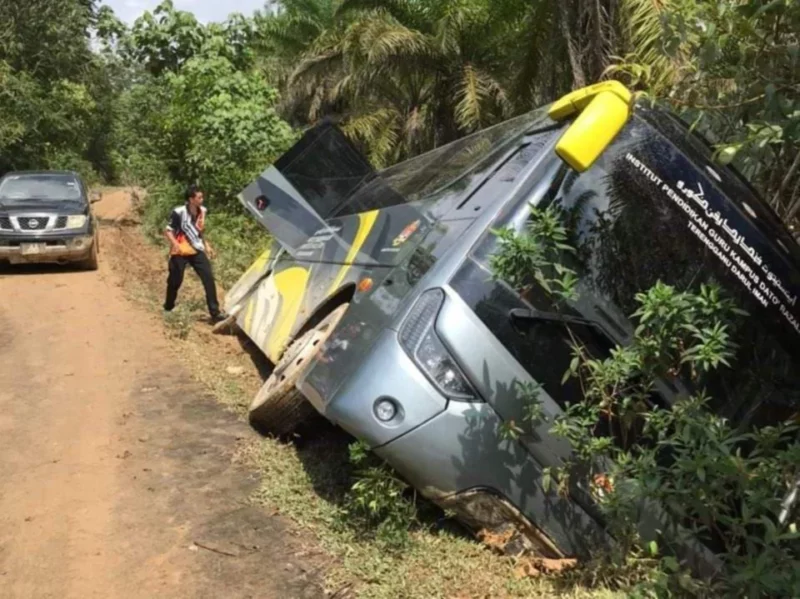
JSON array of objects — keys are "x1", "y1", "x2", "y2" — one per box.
[
  {"x1": 266, "y1": 266, "x2": 311, "y2": 361},
  {"x1": 243, "y1": 247, "x2": 272, "y2": 279},
  {"x1": 243, "y1": 291, "x2": 258, "y2": 332},
  {"x1": 326, "y1": 209, "x2": 379, "y2": 297}
]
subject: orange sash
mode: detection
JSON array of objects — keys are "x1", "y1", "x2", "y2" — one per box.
[{"x1": 170, "y1": 209, "x2": 205, "y2": 256}]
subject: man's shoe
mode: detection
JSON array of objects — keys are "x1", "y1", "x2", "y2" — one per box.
[{"x1": 210, "y1": 312, "x2": 229, "y2": 325}]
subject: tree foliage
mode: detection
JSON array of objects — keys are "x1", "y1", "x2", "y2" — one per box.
[
  {"x1": 161, "y1": 52, "x2": 294, "y2": 203},
  {"x1": 611, "y1": 0, "x2": 800, "y2": 227},
  {"x1": 265, "y1": 0, "x2": 625, "y2": 165},
  {"x1": 0, "y1": 0, "x2": 111, "y2": 179},
  {"x1": 253, "y1": 0, "x2": 798, "y2": 228},
  {"x1": 123, "y1": 0, "x2": 257, "y2": 75},
  {"x1": 1, "y1": 0, "x2": 796, "y2": 229}
]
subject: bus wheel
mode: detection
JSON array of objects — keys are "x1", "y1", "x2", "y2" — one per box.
[{"x1": 248, "y1": 304, "x2": 349, "y2": 436}]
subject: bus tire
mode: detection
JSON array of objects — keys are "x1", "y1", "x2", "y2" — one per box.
[{"x1": 248, "y1": 303, "x2": 349, "y2": 436}]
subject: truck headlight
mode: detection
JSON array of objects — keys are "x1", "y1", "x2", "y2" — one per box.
[
  {"x1": 399, "y1": 289, "x2": 477, "y2": 400},
  {"x1": 65, "y1": 215, "x2": 87, "y2": 229}
]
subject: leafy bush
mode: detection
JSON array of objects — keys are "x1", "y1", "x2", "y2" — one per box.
[
  {"x1": 163, "y1": 306, "x2": 193, "y2": 339},
  {"x1": 0, "y1": 1, "x2": 118, "y2": 177},
  {"x1": 138, "y1": 179, "x2": 184, "y2": 239},
  {"x1": 344, "y1": 440, "x2": 419, "y2": 550},
  {"x1": 490, "y1": 205, "x2": 579, "y2": 303},
  {"x1": 111, "y1": 79, "x2": 175, "y2": 188},
  {"x1": 112, "y1": 35, "x2": 293, "y2": 287},
  {"x1": 611, "y1": 0, "x2": 800, "y2": 224},
  {"x1": 206, "y1": 211, "x2": 273, "y2": 288},
  {"x1": 490, "y1": 207, "x2": 800, "y2": 596},
  {"x1": 43, "y1": 151, "x2": 100, "y2": 187},
  {"x1": 160, "y1": 52, "x2": 295, "y2": 211}
]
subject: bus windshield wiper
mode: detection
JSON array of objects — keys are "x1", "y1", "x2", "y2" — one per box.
[{"x1": 508, "y1": 307, "x2": 622, "y2": 347}]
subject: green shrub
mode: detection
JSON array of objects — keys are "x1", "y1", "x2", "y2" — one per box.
[
  {"x1": 163, "y1": 305, "x2": 193, "y2": 339},
  {"x1": 343, "y1": 440, "x2": 419, "y2": 551},
  {"x1": 43, "y1": 149, "x2": 101, "y2": 187},
  {"x1": 139, "y1": 180, "x2": 183, "y2": 239},
  {"x1": 490, "y1": 207, "x2": 800, "y2": 596},
  {"x1": 113, "y1": 44, "x2": 292, "y2": 289},
  {"x1": 205, "y1": 211, "x2": 271, "y2": 288}
]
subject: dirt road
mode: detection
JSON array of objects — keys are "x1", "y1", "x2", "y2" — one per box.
[{"x1": 0, "y1": 191, "x2": 324, "y2": 599}]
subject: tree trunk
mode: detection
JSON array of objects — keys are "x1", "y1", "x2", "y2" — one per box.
[
  {"x1": 588, "y1": 0, "x2": 607, "y2": 81},
  {"x1": 775, "y1": 149, "x2": 800, "y2": 220},
  {"x1": 783, "y1": 176, "x2": 800, "y2": 224},
  {"x1": 558, "y1": 1, "x2": 587, "y2": 89}
]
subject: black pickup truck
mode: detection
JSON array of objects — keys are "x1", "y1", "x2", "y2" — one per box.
[{"x1": 0, "y1": 171, "x2": 100, "y2": 270}]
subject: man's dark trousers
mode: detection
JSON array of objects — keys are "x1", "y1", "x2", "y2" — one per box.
[{"x1": 164, "y1": 252, "x2": 220, "y2": 318}]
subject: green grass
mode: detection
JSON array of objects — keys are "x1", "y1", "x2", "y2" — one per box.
[
  {"x1": 162, "y1": 304, "x2": 195, "y2": 339},
  {"x1": 237, "y1": 434, "x2": 622, "y2": 599}
]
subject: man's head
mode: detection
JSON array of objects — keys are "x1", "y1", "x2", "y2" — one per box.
[{"x1": 186, "y1": 184, "x2": 204, "y2": 208}]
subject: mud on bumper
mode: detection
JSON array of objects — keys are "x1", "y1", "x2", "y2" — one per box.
[{"x1": 0, "y1": 235, "x2": 94, "y2": 264}]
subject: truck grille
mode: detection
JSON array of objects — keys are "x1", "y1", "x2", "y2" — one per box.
[
  {"x1": 55, "y1": 216, "x2": 68, "y2": 229},
  {"x1": 0, "y1": 216, "x2": 11, "y2": 230},
  {"x1": 18, "y1": 217, "x2": 50, "y2": 231}
]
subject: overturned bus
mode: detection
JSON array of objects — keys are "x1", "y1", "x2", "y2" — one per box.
[{"x1": 219, "y1": 81, "x2": 800, "y2": 569}]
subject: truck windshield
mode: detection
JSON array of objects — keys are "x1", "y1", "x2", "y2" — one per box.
[
  {"x1": 240, "y1": 108, "x2": 552, "y2": 261},
  {"x1": 0, "y1": 174, "x2": 82, "y2": 202},
  {"x1": 468, "y1": 113, "x2": 800, "y2": 431}
]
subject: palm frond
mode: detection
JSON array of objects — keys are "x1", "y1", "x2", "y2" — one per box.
[
  {"x1": 336, "y1": 0, "x2": 425, "y2": 30},
  {"x1": 289, "y1": 49, "x2": 342, "y2": 85},
  {"x1": 454, "y1": 63, "x2": 510, "y2": 131},
  {"x1": 341, "y1": 106, "x2": 400, "y2": 167},
  {"x1": 365, "y1": 22, "x2": 431, "y2": 64},
  {"x1": 278, "y1": 0, "x2": 337, "y2": 22},
  {"x1": 616, "y1": 0, "x2": 677, "y2": 91},
  {"x1": 455, "y1": 63, "x2": 488, "y2": 131}
]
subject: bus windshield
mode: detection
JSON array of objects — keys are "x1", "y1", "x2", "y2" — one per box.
[{"x1": 338, "y1": 109, "x2": 550, "y2": 216}]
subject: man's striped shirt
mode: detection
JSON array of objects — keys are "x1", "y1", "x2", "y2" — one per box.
[{"x1": 166, "y1": 204, "x2": 207, "y2": 252}]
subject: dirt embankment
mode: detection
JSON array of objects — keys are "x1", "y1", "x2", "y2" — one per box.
[{"x1": 0, "y1": 189, "x2": 327, "y2": 599}]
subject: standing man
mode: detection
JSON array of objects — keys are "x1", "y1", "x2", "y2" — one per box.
[{"x1": 163, "y1": 185, "x2": 226, "y2": 323}]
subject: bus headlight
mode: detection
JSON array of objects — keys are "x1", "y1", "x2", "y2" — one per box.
[{"x1": 399, "y1": 289, "x2": 477, "y2": 400}]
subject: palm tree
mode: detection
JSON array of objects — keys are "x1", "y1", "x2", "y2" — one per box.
[
  {"x1": 286, "y1": 0, "x2": 524, "y2": 164},
  {"x1": 253, "y1": 0, "x2": 341, "y2": 124},
  {"x1": 266, "y1": 0, "x2": 629, "y2": 166}
]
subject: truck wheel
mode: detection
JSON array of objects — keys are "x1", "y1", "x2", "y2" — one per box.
[
  {"x1": 81, "y1": 234, "x2": 99, "y2": 271},
  {"x1": 248, "y1": 303, "x2": 349, "y2": 436}
]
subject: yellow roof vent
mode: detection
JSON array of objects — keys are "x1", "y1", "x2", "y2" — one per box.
[{"x1": 548, "y1": 81, "x2": 633, "y2": 172}]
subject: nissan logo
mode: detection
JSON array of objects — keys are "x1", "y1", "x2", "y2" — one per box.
[{"x1": 27, "y1": 218, "x2": 39, "y2": 228}]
